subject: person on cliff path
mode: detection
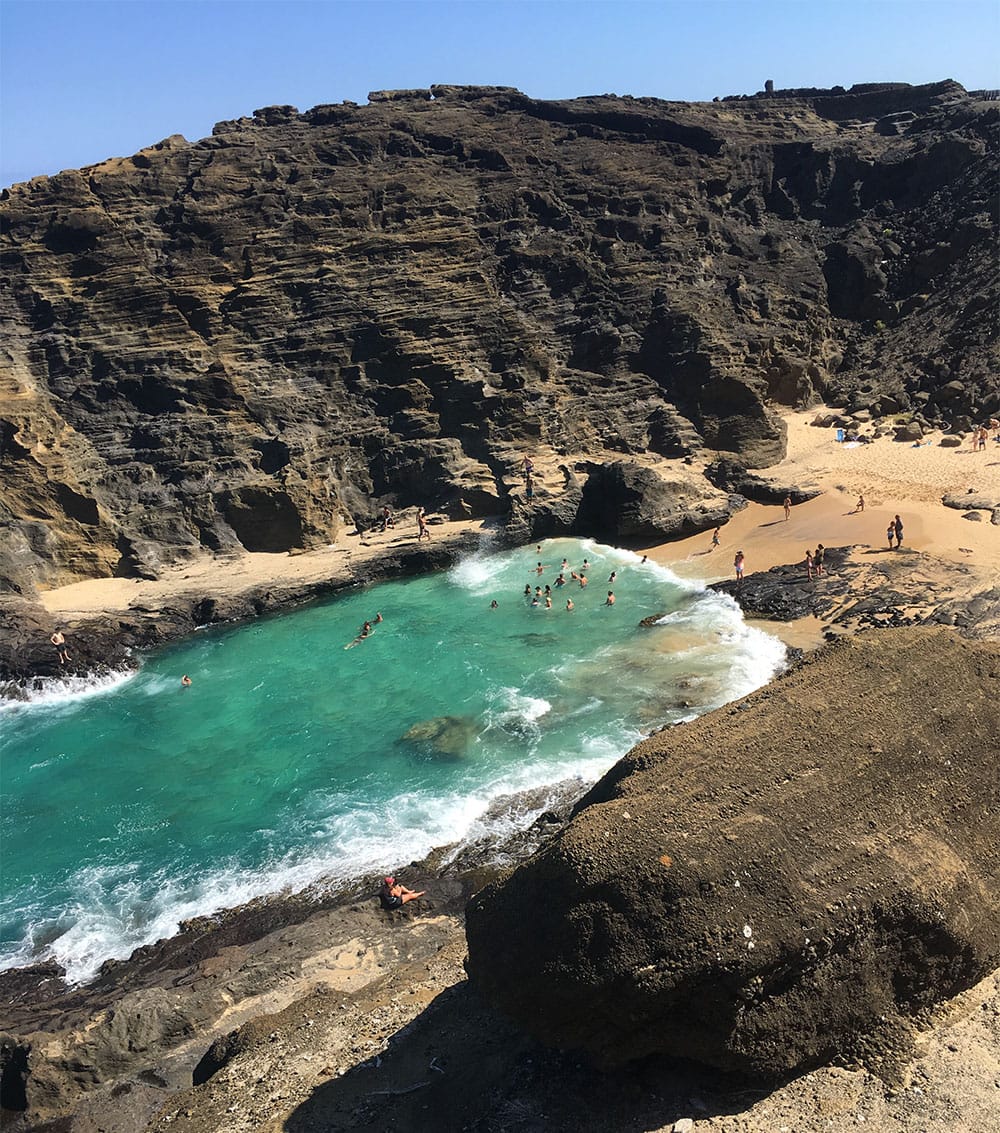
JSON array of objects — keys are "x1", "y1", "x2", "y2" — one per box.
[
  {"x1": 783, "y1": 496, "x2": 791, "y2": 521},
  {"x1": 417, "y1": 508, "x2": 430, "y2": 541},
  {"x1": 50, "y1": 629, "x2": 71, "y2": 664},
  {"x1": 893, "y1": 514, "x2": 904, "y2": 547},
  {"x1": 734, "y1": 550, "x2": 745, "y2": 586},
  {"x1": 379, "y1": 876, "x2": 425, "y2": 910}
]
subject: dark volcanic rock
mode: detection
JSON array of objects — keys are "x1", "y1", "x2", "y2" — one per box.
[
  {"x1": 704, "y1": 458, "x2": 822, "y2": 505},
  {"x1": 465, "y1": 629, "x2": 1000, "y2": 1078},
  {"x1": 1, "y1": 82, "x2": 996, "y2": 598}
]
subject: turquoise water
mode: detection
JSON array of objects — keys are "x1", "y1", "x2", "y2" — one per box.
[{"x1": 0, "y1": 539, "x2": 786, "y2": 982}]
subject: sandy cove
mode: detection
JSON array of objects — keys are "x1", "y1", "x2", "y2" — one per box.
[
  {"x1": 17, "y1": 410, "x2": 1000, "y2": 1133},
  {"x1": 40, "y1": 409, "x2": 1000, "y2": 634}
]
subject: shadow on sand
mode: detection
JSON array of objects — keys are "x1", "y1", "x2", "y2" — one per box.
[{"x1": 284, "y1": 979, "x2": 775, "y2": 1133}]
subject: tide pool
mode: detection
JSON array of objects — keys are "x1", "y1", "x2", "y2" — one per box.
[{"x1": 0, "y1": 539, "x2": 786, "y2": 982}]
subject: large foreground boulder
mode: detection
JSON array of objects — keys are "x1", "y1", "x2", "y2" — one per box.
[{"x1": 465, "y1": 628, "x2": 1000, "y2": 1078}]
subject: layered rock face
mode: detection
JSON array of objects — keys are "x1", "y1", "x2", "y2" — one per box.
[
  {"x1": 1, "y1": 81, "x2": 997, "y2": 595},
  {"x1": 465, "y1": 628, "x2": 1000, "y2": 1077}
]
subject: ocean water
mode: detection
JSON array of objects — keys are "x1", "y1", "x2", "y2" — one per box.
[{"x1": 0, "y1": 539, "x2": 786, "y2": 983}]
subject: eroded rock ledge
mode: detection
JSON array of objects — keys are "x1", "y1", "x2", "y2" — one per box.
[{"x1": 465, "y1": 627, "x2": 1000, "y2": 1078}]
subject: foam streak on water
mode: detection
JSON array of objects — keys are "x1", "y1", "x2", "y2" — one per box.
[{"x1": 0, "y1": 539, "x2": 785, "y2": 983}]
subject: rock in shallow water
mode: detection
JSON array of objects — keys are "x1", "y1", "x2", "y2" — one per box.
[{"x1": 465, "y1": 627, "x2": 1000, "y2": 1078}]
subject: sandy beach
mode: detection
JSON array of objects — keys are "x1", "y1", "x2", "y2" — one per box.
[
  {"x1": 650, "y1": 409, "x2": 1000, "y2": 577},
  {"x1": 39, "y1": 411, "x2": 1000, "y2": 635}
]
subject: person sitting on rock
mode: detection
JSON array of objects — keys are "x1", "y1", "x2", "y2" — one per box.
[{"x1": 379, "y1": 876, "x2": 425, "y2": 910}]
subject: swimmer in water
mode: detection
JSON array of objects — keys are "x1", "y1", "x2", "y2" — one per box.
[
  {"x1": 608, "y1": 570, "x2": 617, "y2": 584},
  {"x1": 565, "y1": 598, "x2": 575, "y2": 611},
  {"x1": 561, "y1": 558, "x2": 568, "y2": 571},
  {"x1": 524, "y1": 583, "x2": 532, "y2": 597},
  {"x1": 490, "y1": 599, "x2": 499, "y2": 609},
  {"x1": 545, "y1": 596, "x2": 553, "y2": 608},
  {"x1": 555, "y1": 574, "x2": 566, "y2": 587},
  {"x1": 605, "y1": 591, "x2": 615, "y2": 606},
  {"x1": 181, "y1": 674, "x2": 192, "y2": 687}
]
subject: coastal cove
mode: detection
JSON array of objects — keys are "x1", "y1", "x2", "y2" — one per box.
[{"x1": 1, "y1": 538, "x2": 787, "y2": 984}]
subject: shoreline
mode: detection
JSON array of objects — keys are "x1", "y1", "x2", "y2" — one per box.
[{"x1": 4, "y1": 411, "x2": 1000, "y2": 1131}]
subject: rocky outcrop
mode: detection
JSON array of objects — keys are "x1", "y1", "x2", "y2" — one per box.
[
  {"x1": 465, "y1": 628, "x2": 1000, "y2": 1078},
  {"x1": 1, "y1": 82, "x2": 996, "y2": 599}
]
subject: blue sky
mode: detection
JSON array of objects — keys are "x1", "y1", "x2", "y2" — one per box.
[{"x1": 2, "y1": 0, "x2": 997, "y2": 187}]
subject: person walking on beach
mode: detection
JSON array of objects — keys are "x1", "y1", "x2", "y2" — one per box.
[
  {"x1": 50, "y1": 629, "x2": 70, "y2": 665},
  {"x1": 783, "y1": 496, "x2": 791, "y2": 521},
  {"x1": 893, "y1": 514, "x2": 904, "y2": 548},
  {"x1": 886, "y1": 521, "x2": 896, "y2": 550},
  {"x1": 710, "y1": 527, "x2": 721, "y2": 550},
  {"x1": 734, "y1": 550, "x2": 745, "y2": 586},
  {"x1": 804, "y1": 549, "x2": 815, "y2": 581},
  {"x1": 814, "y1": 544, "x2": 825, "y2": 576},
  {"x1": 379, "y1": 876, "x2": 425, "y2": 910}
]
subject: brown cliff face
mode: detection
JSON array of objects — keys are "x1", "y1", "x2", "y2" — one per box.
[{"x1": 1, "y1": 81, "x2": 996, "y2": 594}]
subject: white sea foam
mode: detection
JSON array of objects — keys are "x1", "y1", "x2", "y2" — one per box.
[
  {"x1": 448, "y1": 552, "x2": 508, "y2": 593},
  {"x1": 0, "y1": 668, "x2": 136, "y2": 715}
]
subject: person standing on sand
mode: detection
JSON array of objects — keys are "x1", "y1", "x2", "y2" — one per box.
[
  {"x1": 886, "y1": 521, "x2": 896, "y2": 550},
  {"x1": 814, "y1": 544, "x2": 825, "y2": 576},
  {"x1": 50, "y1": 629, "x2": 71, "y2": 665},
  {"x1": 894, "y1": 514, "x2": 904, "y2": 548},
  {"x1": 857, "y1": 494, "x2": 865, "y2": 513},
  {"x1": 734, "y1": 550, "x2": 745, "y2": 586},
  {"x1": 710, "y1": 527, "x2": 721, "y2": 550},
  {"x1": 783, "y1": 496, "x2": 791, "y2": 521},
  {"x1": 804, "y1": 549, "x2": 815, "y2": 581},
  {"x1": 417, "y1": 508, "x2": 430, "y2": 541}
]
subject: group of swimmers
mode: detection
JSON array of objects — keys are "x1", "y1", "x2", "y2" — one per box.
[{"x1": 509, "y1": 551, "x2": 620, "y2": 611}]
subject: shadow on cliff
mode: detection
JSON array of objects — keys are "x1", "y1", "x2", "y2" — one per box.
[{"x1": 283, "y1": 979, "x2": 776, "y2": 1133}]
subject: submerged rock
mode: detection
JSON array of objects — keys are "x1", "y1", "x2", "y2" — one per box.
[
  {"x1": 465, "y1": 628, "x2": 1000, "y2": 1078},
  {"x1": 401, "y1": 714, "x2": 478, "y2": 758}
]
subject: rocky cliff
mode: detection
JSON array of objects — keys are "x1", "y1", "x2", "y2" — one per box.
[
  {"x1": 1, "y1": 81, "x2": 997, "y2": 598},
  {"x1": 465, "y1": 628, "x2": 1000, "y2": 1078}
]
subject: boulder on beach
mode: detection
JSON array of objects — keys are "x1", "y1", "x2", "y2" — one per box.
[{"x1": 465, "y1": 628, "x2": 1000, "y2": 1078}]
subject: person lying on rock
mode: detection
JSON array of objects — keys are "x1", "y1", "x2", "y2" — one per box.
[{"x1": 379, "y1": 876, "x2": 426, "y2": 910}]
